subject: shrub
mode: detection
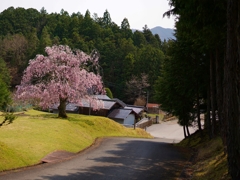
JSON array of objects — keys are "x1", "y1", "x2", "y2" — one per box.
[
  {"x1": 0, "y1": 112, "x2": 17, "y2": 127},
  {"x1": 105, "y1": 87, "x2": 113, "y2": 99}
]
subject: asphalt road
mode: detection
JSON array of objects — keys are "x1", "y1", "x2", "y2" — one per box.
[
  {"x1": 146, "y1": 119, "x2": 198, "y2": 142},
  {"x1": 0, "y1": 120, "x2": 192, "y2": 180}
]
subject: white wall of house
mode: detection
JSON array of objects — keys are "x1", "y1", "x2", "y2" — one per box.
[{"x1": 123, "y1": 114, "x2": 135, "y2": 125}]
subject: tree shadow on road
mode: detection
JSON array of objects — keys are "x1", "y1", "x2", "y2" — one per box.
[{"x1": 39, "y1": 138, "x2": 189, "y2": 180}]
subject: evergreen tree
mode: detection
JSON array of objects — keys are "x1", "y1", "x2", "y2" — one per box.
[
  {"x1": 102, "y1": 10, "x2": 112, "y2": 28},
  {"x1": 120, "y1": 18, "x2": 132, "y2": 39},
  {"x1": 133, "y1": 30, "x2": 147, "y2": 47},
  {"x1": 0, "y1": 78, "x2": 10, "y2": 110},
  {"x1": 224, "y1": 0, "x2": 240, "y2": 178},
  {"x1": 0, "y1": 58, "x2": 11, "y2": 109},
  {"x1": 38, "y1": 26, "x2": 52, "y2": 54}
]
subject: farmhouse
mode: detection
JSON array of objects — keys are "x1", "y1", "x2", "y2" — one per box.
[
  {"x1": 50, "y1": 95, "x2": 145, "y2": 126},
  {"x1": 108, "y1": 109, "x2": 135, "y2": 125}
]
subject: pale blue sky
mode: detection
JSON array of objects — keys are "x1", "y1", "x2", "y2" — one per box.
[{"x1": 0, "y1": 0, "x2": 175, "y2": 30}]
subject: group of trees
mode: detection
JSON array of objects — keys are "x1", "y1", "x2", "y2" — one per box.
[
  {"x1": 153, "y1": 0, "x2": 239, "y2": 179},
  {"x1": 0, "y1": 6, "x2": 166, "y2": 104}
]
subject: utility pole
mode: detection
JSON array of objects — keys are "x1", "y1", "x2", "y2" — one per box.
[{"x1": 146, "y1": 91, "x2": 149, "y2": 111}]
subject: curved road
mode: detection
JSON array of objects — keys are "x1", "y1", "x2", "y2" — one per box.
[
  {"x1": 0, "y1": 120, "x2": 193, "y2": 180},
  {"x1": 146, "y1": 119, "x2": 197, "y2": 142}
]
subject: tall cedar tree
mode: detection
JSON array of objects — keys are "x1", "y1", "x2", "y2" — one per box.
[{"x1": 225, "y1": 0, "x2": 240, "y2": 179}]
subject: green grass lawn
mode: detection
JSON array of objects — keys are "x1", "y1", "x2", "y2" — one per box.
[{"x1": 0, "y1": 110, "x2": 152, "y2": 172}]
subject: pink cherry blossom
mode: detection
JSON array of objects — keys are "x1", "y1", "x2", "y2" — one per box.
[{"x1": 15, "y1": 45, "x2": 104, "y2": 117}]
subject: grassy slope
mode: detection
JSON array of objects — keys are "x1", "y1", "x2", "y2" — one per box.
[
  {"x1": 177, "y1": 130, "x2": 231, "y2": 180},
  {"x1": 0, "y1": 110, "x2": 152, "y2": 172}
]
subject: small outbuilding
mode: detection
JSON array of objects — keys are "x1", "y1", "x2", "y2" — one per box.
[
  {"x1": 78, "y1": 98, "x2": 123, "y2": 116},
  {"x1": 107, "y1": 109, "x2": 135, "y2": 125},
  {"x1": 147, "y1": 103, "x2": 160, "y2": 114}
]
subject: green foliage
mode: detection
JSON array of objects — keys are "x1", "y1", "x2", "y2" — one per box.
[
  {"x1": 0, "y1": 78, "x2": 10, "y2": 109},
  {"x1": 0, "y1": 57, "x2": 11, "y2": 85},
  {"x1": 0, "y1": 112, "x2": 16, "y2": 127},
  {"x1": 0, "y1": 58, "x2": 11, "y2": 109},
  {"x1": 154, "y1": 38, "x2": 207, "y2": 127},
  {"x1": 162, "y1": 1, "x2": 232, "y2": 177},
  {"x1": 0, "y1": 7, "x2": 166, "y2": 102},
  {"x1": 135, "y1": 45, "x2": 164, "y2": 86},
  {"x1": 105, "y1": 87, "x2": 113, "y2": 99},
  {"x1": 38, "y1": 26, "x2": 52, "y2": 54},
  {"x1": 102, "y1": 10, "x2": 112, "y2": 28},
  {"x1": 4, "y1": 112, "x2": 16, "y2": 123},
  {"x1": 121, "y1": 18, "x2": 132, "y2": 39}
]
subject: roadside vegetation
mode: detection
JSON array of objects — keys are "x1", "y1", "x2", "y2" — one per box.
[
  {"x1": 177, "y1": 130, "x2": 230, "y2": 180},
  {"x1": 0, "y1": 109, "x2": 152, "y2": 172},
  {"x1": 157, "y1": 1, "x2": 240, "y2": 178}
]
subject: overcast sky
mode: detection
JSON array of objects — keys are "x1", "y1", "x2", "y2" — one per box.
[{"x1": 0, "y1": 0, "x2": 175, "y2": 30}]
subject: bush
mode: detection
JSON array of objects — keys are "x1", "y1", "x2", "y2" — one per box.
[
  {"x1": 4, "y1": 112, "x2": 17, "y2": 123},
  {"x1": 8, "y1": 103, "x2": 32, "y2": 112},
  {"x1": 0, "y1": 112, "x2": 17, "y2": 127},
  {"x1": 105, "y1": 87, "x2": 113, "y2": 99}
]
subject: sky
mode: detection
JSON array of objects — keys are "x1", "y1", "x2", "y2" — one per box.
[{"x1": 0, "y1": 0, "x2": 175, "y2": 30}]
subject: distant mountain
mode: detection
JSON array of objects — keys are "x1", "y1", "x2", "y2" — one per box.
[
  {"x1": 132, "y1": 26, "x2": 175, "y2": 41},
  {"x1": 150, "y1": 26, "x2": 175, "y2": 41}
]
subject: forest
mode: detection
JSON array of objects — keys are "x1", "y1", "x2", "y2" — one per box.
[
  {"x1": 0, "y1": 6, "x2": 166, "y2": 107},
  {"x1": 154, "y1": 0, "x2": 239, "y2": 179}
]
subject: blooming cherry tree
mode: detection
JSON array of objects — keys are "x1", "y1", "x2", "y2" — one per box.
[{"x1": 15, "y1": 45, "x2": 104, "y2": 118}]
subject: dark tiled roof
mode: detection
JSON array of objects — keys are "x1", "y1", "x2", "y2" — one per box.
[
  {"x1": 66, "y1": 103, "x2": 79, "y2": 111},
  {"x1": 112, "y1": 98, "x2": 126, "y2": 107},
  {"x1": 124, "y1": 106, "x2": 144, "y2": 114},
  {"x1": 78, "y1": 99, "x2": 116, "y2": 109},
  {"x1": 51, "y1": 99, "x2": 116, "y2": 111},
  {"x1": 50, "y1": 103, "x2": 79, "y2": 112},
  {"x1": 108, "y1": 109, "x2": 133, "y2": 120},
  {"x1": 102, "y1": 101, "x2": 117, "y2": 110}
]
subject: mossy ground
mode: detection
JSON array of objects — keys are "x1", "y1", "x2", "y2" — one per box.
[{"x1": 177, "y1": 130, "x2": 230, "y2": 180}]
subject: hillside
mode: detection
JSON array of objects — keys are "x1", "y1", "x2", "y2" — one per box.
[
  {"x1": 177, "y1": 130, "x2": 230, "y2": 179},
  {"x1": 0, "y1": 110, "x2": 152, "y2": 172},
  {"x1": 0, "y1": 7, "x2": 166, "y2": 101}
]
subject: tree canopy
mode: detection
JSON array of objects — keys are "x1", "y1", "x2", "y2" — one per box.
[
  {"x1": 158, "y1": 0, "x2": 240, "y2": 179},
  {"x1": 0, "y1": 7, "x2": 165, "y2": 102},
  {"x1": 15, "y1": 45, "x2": 104, "y2": 118}
]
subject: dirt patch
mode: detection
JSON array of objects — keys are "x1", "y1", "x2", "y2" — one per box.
[{"x1": 41, "y1": 150, "x2": 76, "y2": 163}]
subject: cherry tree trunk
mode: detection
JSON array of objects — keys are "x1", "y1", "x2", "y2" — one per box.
[{"x1": 58, "y1": 98, "x2": 67, "y2": 118}]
